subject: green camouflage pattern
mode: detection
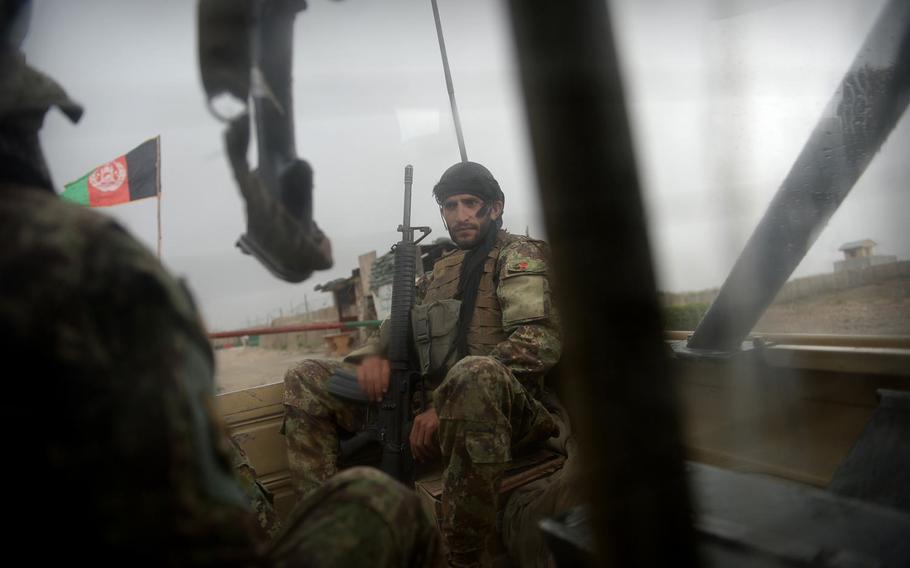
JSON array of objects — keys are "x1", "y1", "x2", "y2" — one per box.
[
  {"x1": 282, "y1": 359, "x2": 369, "y2": 497},
  {"x1": 2, "y1": 184, "x2": 437, "y2": 566},
  {"x1": 364, "y1": 232, "x2": 562, "y2": 394},
  {"x1": 490, "y1": 236, "x2": 561, "y2": 396},
  {"x1": 283, "y1": 230, "x2": 565, "y2": 566},
  {"x1": 414, "y1": 232, "x2": 561, "y2": 396},
  {"x1": 434, "y1": 356, "x2": 560, "y2": 567},
  {"x1": 231, "y1": 437, "x2": 282, "y2": 540},
  {"x1": 272, "y1": 467, "x2": 444, "y2": 567},
  {"x1": 1, "y1": 183, "x2": 263, "y2": 565}
]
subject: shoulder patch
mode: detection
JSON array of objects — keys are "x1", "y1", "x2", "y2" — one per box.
[{"x1": 507, "y1": 258, "x2": 546, "y2": 274}]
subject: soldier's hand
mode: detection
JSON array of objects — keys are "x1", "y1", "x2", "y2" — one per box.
[
  {"x1": 357, "y1": 355, "x2": 390, "y2": 402},
  {"x1": 410, "y1": 408, "x2": 440, "y2": 462}
]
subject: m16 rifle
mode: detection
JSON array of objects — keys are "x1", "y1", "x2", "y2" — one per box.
[{"x1": 327, "y1": 165, "x2": 431, "y2": 484}]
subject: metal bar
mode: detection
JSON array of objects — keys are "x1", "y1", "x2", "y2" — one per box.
[
  {"x1": 667, "y1": 331, "x2": 910, "y2": 350},
  {"x1": 762, "y1": 344, "x2": 910, "y2": 377},
  {"x1": 155, "y1": 134, "x2": 162, "y2": 259},
  {"x1": 209, "y1": 320, "x2": 381, "y2": 340},
  {"x1": 688, "y1": 0, "x2": 910, "y2": 351},
  {"x1": 506, "y1": 1, "x2": 697, "y2": 566},
  {"x1": 430, "y1": 0, "x2": 468, "y2": 162}
]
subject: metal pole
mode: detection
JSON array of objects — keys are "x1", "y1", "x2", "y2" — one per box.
[
  {"x1": 430, "y1": 0, "x2": 468, "y2": 162},
  {"x1": 208, "y1": 320, "x2": 382, "y2": 340},
  {"x1": 156, "y1": 191, "x2": 161, "y2": 259},
  {"x1": 507, "y1": 1, "x2": 697, "y2": 565},
  {"x1": 155, "y1": 135, "x2": 162, "y2": 259}
]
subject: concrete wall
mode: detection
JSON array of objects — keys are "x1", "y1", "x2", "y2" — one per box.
[
  {"x1": 834, "y1": 255, "x2": 898, "y2": 273},
  {"x1": 259, "y1": 306, "x2": 339, "y2": 350},
  {"x1": 774, "y1": 260, "x2": 909, "y2": 303}
]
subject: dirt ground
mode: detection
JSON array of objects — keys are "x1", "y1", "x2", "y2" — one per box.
[
  {"x1": 755, "y1": 277, "x2": 910, "y2": 335},
  {"x1": 215, "y1": 346, "x2": 340, "y2": 394}
]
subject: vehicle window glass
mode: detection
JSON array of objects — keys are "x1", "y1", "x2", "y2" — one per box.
[
  {"x1": 21, "y1": 0, "x2": 909, "y2": 396},
  {"x1": 610, "y1": 0, "x2": 909, "y2": 335}
]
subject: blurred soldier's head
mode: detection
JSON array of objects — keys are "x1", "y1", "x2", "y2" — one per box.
[
  {"x1": 0, "y1": 0, "x2": 82, "y2": 191},
  {"x1": 2, "y1": 0, "x2": 30, "y2": 48},
  {"x1": 432, "y1": 161, "x2": 505, "y2": 249}
]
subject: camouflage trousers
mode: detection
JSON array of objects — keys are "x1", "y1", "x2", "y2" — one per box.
[{"x1": 283, "y1": 356, "x2": 560, "y2": 567}]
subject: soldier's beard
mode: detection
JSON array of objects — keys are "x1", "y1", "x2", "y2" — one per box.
[{"x1": 449, "y1": 207, "x2": 494, "y2": 249}]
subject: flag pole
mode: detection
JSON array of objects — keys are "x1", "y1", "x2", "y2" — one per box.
[{"x1": 155, "y1": 135, "x2": 162, "y2": 259}]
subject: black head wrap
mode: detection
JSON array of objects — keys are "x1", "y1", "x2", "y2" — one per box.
[
  {"x1": 433, "y1": 161, "x2": 505, "y2": 208},
  {"x1": 432, "y1": 162, "x2": 505, "y2": 358}
]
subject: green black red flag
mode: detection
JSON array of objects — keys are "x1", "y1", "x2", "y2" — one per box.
[{"x1": 61, "y1": 137, "x2": 160, "y2": 207}]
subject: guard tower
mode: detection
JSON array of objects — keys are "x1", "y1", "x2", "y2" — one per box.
[{"x1": 835, "y1": 239, "x2": 897, "y2": 272}]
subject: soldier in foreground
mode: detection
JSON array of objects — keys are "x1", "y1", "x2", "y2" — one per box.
[
  {"x1": 0, "y1": 5, "x2": 440, "y2": 565},
  {"x1": 284, "y1": 161, "x2": 573, "y2": 566}
]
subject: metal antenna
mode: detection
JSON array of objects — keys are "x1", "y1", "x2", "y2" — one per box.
[{"x1": 431, "y1": 0, "x2": 468, "y2": 162}]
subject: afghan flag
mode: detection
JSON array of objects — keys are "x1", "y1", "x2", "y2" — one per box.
[{"x1": 61, "y1": 137, "x2": 160, "y2": 207}]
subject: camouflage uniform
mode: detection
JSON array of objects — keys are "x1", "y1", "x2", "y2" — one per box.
[
  {"x1": 284, "y1": 230, "x2": 566, "y2": 566},
  {"x1": 1, "y1": 48, "x2": 440, "y2": 567},
  {"x1": 3, "y1": 183, "x2": 265, "y2": 565},
  {"x1": 273, "y1": 466, "x2": 442, "y2": 567}
]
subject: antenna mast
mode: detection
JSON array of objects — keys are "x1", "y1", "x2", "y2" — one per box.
[{"x1": 431, "y1": 0, "x2": 468, "y2": 162}]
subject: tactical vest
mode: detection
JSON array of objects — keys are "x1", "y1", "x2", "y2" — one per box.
[{"x1": 421, "y1": 231, "x2": 515, "y2": 357}]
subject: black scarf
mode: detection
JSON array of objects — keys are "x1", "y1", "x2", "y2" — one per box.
[{"x1": 455, "y1": 217, "x2": 502, "y2": 358}]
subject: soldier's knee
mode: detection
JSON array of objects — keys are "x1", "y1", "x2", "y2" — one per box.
[
  {"x1": 445, "y1": 356, "x2": 510, "y2": 390},
  {"x1": 437, "y1": 356, "x2": 509, "y2": 402},
  {"x1": 331, "y1": 467, "x2": 400, "y2": 493},
  {"x1": 284, "y1": 359, "x2": 327, "y2": 389},
  {"x1": 325, "y1": 467, "x2": 424, "y2": 522},
  {"x1": 284, "y1": 359, "x2": 334, "y2": 404}
]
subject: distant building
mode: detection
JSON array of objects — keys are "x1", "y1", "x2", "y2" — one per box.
[
  {"x1": 834, "y1": 239, "x2": 897, "y2": 273},
  {"x1": 315, "y1": 271, "x2": 366, "y2": 323},
  {"x1": 310, "y1": 238, "x2": 458, "y2": 344},
  {"x1": 366, "y1": 237, "x2": 457, "y2": 320}
]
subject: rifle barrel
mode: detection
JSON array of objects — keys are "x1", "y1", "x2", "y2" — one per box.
[{"x1": 402, "y1": 165, "x2": 414, "y2": 241}]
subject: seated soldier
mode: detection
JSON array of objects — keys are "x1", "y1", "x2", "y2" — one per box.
[{"x1": 283, "y1": 161, "x2": 568, "y2": 567}]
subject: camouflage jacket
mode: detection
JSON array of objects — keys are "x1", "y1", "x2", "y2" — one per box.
[
  {"x1": 1, "y1": 184, "x2": 265, "y2": 566},
  {"x1": 350, "y1": 230, "x2": 561, "y2": 397}
]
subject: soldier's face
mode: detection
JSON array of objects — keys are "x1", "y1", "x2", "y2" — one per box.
[{"x1": 441, "y1": 193, "x2": 503, "y2": 248}]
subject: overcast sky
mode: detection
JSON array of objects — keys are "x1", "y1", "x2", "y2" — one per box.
[{"x1": 23, "y1": 0, "x2": 908, "y2": 330}]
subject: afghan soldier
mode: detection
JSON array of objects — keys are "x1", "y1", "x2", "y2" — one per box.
[
  {"x1": 283, "y1": 161, "x2": 572, "y2": 566},
  {"x1": 1, "y1": 4, "x2": 440, "y2": 565}
]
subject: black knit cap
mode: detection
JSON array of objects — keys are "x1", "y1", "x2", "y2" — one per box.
[{"x1": 432, "y1": 161, "x2": 505, "y2": 208}]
